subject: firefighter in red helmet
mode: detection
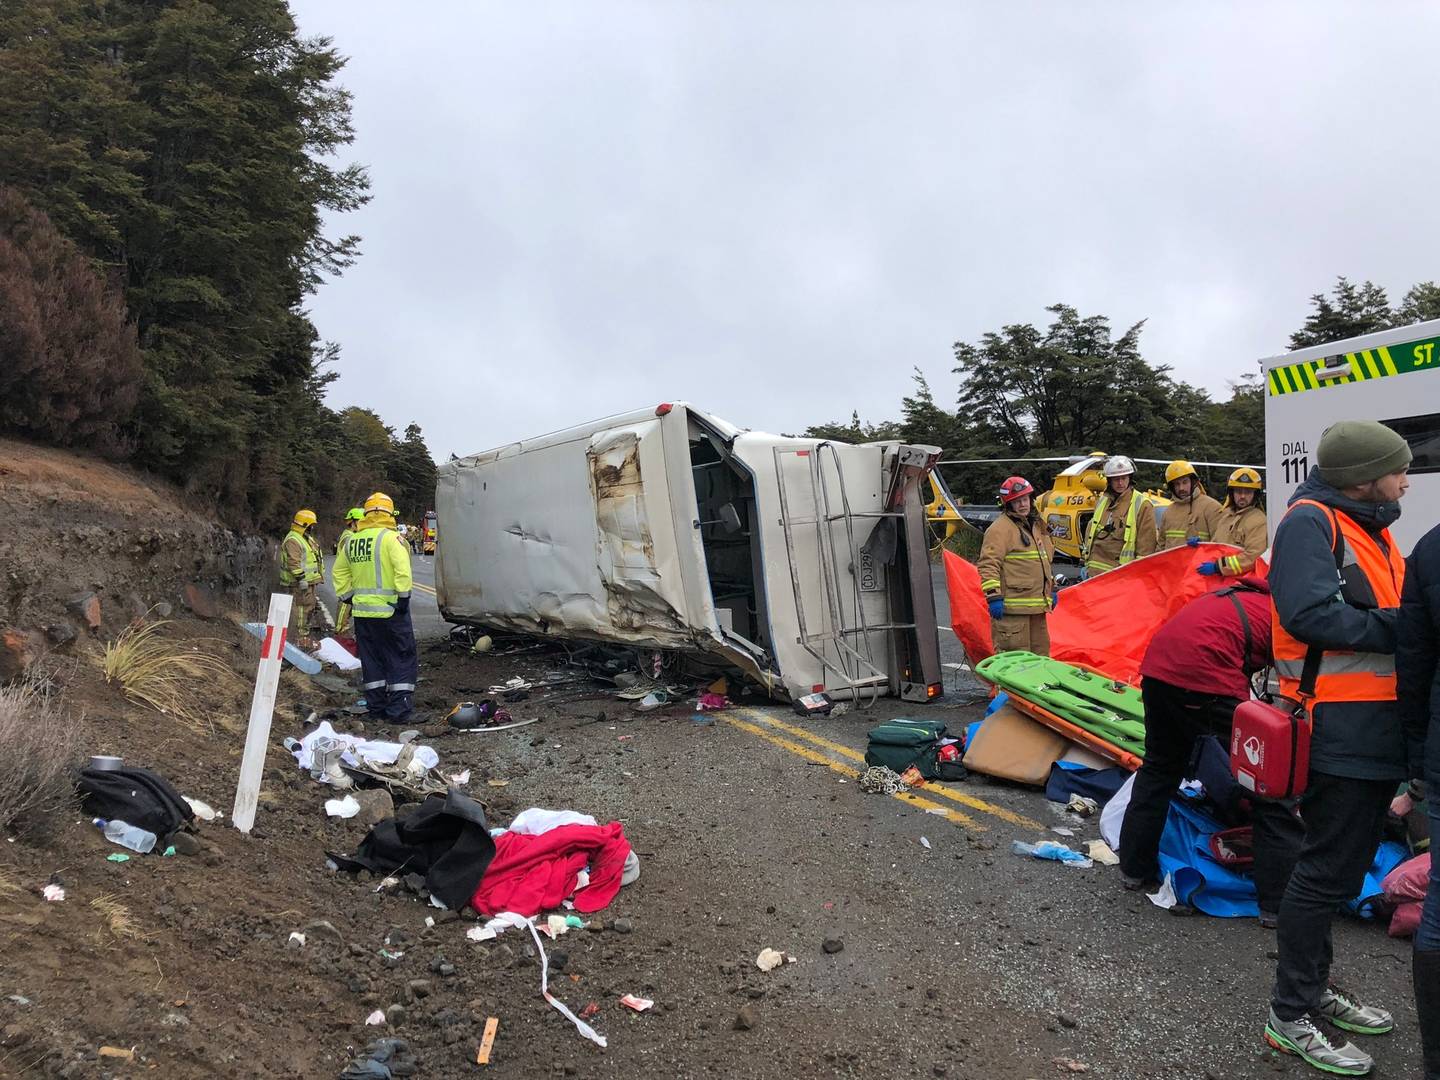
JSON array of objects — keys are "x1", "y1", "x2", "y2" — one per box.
[{"x1": 978, "y1": 476, "x2": 1057, "y2": 656}]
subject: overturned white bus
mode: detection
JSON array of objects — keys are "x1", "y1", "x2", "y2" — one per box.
[{"x1": 434, "y1": 402, "x2": 944, "y2": 702}]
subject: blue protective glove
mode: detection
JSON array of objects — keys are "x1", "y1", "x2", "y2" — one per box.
[
  {"x1": 987, "y1": 597, "x2": 1005, "y2": 618},
  {"x1": 1196, "y1": 561, "x2": 1220, "y2": 576},
  {"x1": 1186, "y1": 536, "x2": 1201, "y2": 547},
  {"x1": 1051, "y1": 591, "x2": 1061, "y2": 610}
]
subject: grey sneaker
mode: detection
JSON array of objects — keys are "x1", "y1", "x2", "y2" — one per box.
[
  {"x1": 1317, "y1": 984, "x2": 1394, "y2": 1035},
  {"x1": 1264, "y1": 1009, "x2": 1373, "y2": 1075}
]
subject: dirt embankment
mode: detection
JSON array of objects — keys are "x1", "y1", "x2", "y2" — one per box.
[{"x1": 0, "y1": 438, "x2": 270, "y2": 640}]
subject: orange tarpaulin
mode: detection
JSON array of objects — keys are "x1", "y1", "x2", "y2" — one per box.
[{"x1": 944, "y1": 543, "x2": 1248, "y2": 685}]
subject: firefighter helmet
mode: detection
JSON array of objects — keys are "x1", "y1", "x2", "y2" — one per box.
[
  {"x1": 364, "y1": 491, "x2": 396, "y2": 515},
  {"x1": 998, "y1": 476, "x2": 1035, "y2": 505},
  {"x1": 345, "y1": 507, "x2": 365, "y2": 522},
  {"x1": 1165, "y1": 460, "x2": 1198, "y2": 485},
  {"x1": 1103, "y1": 455, "x2": 1136, "y2": 479},
  {"x1": 292, "y1": 509, "x2": 317, "y2": 529},
  {"x1": 1227, "y1": 467, "x2": 1263, "y2": 490}
]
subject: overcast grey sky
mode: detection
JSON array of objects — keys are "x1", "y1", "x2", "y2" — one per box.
[{"x1": 290, "y1": 1, "x2": 1440, "y2": 461}]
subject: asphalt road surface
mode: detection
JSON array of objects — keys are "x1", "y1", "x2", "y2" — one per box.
[{"x1": 307, "y1": 554, "x2": 1422, "y2": 1077}]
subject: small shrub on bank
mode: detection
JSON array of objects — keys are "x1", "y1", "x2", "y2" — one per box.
[
  {"x1": 101, "y1": 621, "x2": 234, "y2": 733},
  {"x1": 0, "y1": 676, "x2": 82, "y2": 843}
]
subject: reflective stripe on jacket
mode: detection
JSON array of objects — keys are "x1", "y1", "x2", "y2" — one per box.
[
  {"x1": 1159, "y1": 491, "x2": 1222, "y2": 550},
  {"x1": 1082, "y1": 487, "x2": 1157, "y2": 575},
  {"x1": 1214, "y1": 503, "x2": 1268, "y2": 577},
  {"x1": 279, "y1": 528, "x2": 321, "y2": 587},
  {"x1": 333, "y1": 523, "x2": 414, "y2": 619},
  {"x1": 1272, "y1": 498, "x2": 1405, "y2": 704},
  {"x1": 977, "y1": 511, "x2": 1055, "y2": 614}
]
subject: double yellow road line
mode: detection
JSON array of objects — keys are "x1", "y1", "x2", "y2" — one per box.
[
  {"x1": 725, "y1": 706, "x2": 1044, "y2": 834},
  {"x1": 412, "y1": 582, "x2": 436, "y2": 597}
]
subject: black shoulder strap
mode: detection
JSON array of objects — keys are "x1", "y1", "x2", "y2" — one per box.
[
  {"x1": 1297, "y1": 507, "x2": 1346, "y2": 699},
  {"x1": 1220, "y1": 589, "x2": 1253, "y2": 666}
]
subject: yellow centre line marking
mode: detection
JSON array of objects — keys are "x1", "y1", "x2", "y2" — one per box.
[
  {"x1": 735, "y1": 707, "x2": 1045, "y2": 831},
  {"x1": 723, "y1": 715, "x2": 982, "y2": 830},
  {"x1": 412, "y1": 583, "x2": 436, "y2": 595}
]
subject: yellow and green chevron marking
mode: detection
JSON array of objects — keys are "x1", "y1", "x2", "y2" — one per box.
[{"x1": 1267, "y1": 336, "x2": 1439, "y2": 396}]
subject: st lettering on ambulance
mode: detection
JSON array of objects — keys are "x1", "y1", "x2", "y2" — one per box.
[{"x1": 1262, "y1": 317, "x2": 1440, "y2": 555}]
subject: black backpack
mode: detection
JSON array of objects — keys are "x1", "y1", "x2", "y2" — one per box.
[{"x1": 77, "y1": 766, "x2": 194, "y2": 843}]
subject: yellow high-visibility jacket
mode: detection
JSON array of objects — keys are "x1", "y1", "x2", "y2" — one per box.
[
  {"x1": 333, "y1": 513, "x2": 413, "y2": 619},
  {"x1": 280, "y1": 528, "x2": 322, "y2": 587},
  {"x1": 1083, "y1": 487, "x2": 1158, "y2": 576}
]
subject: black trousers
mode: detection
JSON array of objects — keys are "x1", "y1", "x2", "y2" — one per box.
[
  {"x1": 353, "y1": 611, "x2": 418, "y2": 721},
  {"x1": 1119, "y1": 676, "x2": 1304, "y2": 914},
  {"x1": 1271, "y1": 770, "x2": 1395, "y2": 1020}
]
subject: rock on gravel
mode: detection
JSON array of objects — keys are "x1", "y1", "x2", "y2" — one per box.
[
  {"x1": 733, "y1": 1004, "x2": 759, "y2": 1031},
  {"x1": 351, "y1": 788, "x2": 395, "y2": 828},
  {"x1": 822, "y1": 937, "x2": 844, "y2": 955},
  {"x1": 303, "y1": 920, "x2": 344, "y2": 948}
]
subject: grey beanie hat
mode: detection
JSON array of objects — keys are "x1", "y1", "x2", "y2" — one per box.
[{"x1": 1316, "y1": 420, "x2": 1412, "y2": 487}]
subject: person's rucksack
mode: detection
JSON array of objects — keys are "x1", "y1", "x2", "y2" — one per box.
[{"x1": 77, "y1": 765, "x2": 193, "y2": 842}]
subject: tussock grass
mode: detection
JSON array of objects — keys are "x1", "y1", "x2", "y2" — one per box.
[
  {"x1": 101, "y1": 621, "x2": 234, "y2": 732},
  {"x1": 0, "y1": 675, "x2": 82, "y2": 843},
  {"x1": 91, "y1": 893, "x2": 147, "y2": 941}
]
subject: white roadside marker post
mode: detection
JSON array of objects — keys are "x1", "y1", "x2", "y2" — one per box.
[{"x1": 233, "y1": 592, "x2": 293, "y2": 833}]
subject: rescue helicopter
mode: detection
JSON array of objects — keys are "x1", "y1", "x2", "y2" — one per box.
[{"x1": 924, "y1": 452, "x2": 1264, "y2": 563}]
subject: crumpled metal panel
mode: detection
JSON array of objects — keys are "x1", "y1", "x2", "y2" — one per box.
[{"x1": 587, "y1": 429, "x2": 683, "y2": 631}]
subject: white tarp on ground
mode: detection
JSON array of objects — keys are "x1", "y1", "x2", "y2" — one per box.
[{"x1": 313, "y1": 637, "x2": 361, "y2": 671}]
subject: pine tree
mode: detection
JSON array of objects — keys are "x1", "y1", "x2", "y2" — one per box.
[{"x1": 1287, "y1": 277, "x2": 1393, "y2": 349}]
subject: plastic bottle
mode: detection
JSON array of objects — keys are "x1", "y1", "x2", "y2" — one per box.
[{"x1": 94, "y1": 818, "x2": 157, "y2": 854}]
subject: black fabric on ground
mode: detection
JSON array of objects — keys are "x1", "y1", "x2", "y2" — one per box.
[
  {"x1": 77, "y1": 765, "x2": 193, "y2": 842},
  {"x1": 329, "y1": 788, "x2": 496, "y2": 910}
]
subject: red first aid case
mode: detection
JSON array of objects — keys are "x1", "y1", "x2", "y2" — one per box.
[{"x1": 1230, "y1": 699, "x2": 1311, "y2": 799}]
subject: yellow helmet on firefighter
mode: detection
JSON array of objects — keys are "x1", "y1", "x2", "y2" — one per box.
[
  {"x1": 292, "y1": 509, "x2": 318, "y2": 529},
  {"x1": 1227, "y1": 467, "x2": 1263, "y2": 490},
  {"x1": 1165, "y1": 460, "x2": 1198, "y2": 485},
  {"x1": 364, "y1": 491, "x2": 396, "y2": 516}
]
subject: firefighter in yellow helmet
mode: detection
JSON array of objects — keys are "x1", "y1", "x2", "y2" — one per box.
[
  {"x1": 333, "y1": 492, "x2": 417, "y2": 722},
  {"x1": 1159, "y1": 459, "x2": 1223, "y2": 551},
  {"x1": 278, "y1": 509, "x2": 324, "y2": 647},
  {"x1": 333, "y1": 508, "x2": 364, "y2": 635},
  {"x1": 1200, "y1": 467, "x2": 1268, "y2": 578},
  {"x1": 1081, "y1": 456, "x2": 1158, "y2": 577}
]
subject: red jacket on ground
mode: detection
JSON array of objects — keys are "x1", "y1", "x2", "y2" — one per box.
[
  {"x1": 471, "y1": 821, "x2": 631, "y2": 918},
  {"x1": 1139, "y1": 576, "x2": 1271, "y2": 700}
]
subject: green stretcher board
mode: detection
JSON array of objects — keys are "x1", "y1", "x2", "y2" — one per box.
[{"x1": 975, "y1": 651, "x2": 1147, "y2": 758}]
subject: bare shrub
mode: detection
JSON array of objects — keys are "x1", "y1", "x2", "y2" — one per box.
[{"x1": 0, "y1": 676, "x2": 82, "y2": 843}]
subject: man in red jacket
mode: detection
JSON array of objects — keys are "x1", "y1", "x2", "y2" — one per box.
[{"x1": 1118, "y1": 576, "x2": 1303, "y2": 923}]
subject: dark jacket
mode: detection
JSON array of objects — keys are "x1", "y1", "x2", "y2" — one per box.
[
  {"x1": 1399, "y1": 522, "x2": 1440, "y2": 782},
  {"x1": 1140, "y1": 576, "x2": 1272, "y2": 700},
  {"x1": 1269, "y1": 469, "x2": 1404, "y2": 780}
]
